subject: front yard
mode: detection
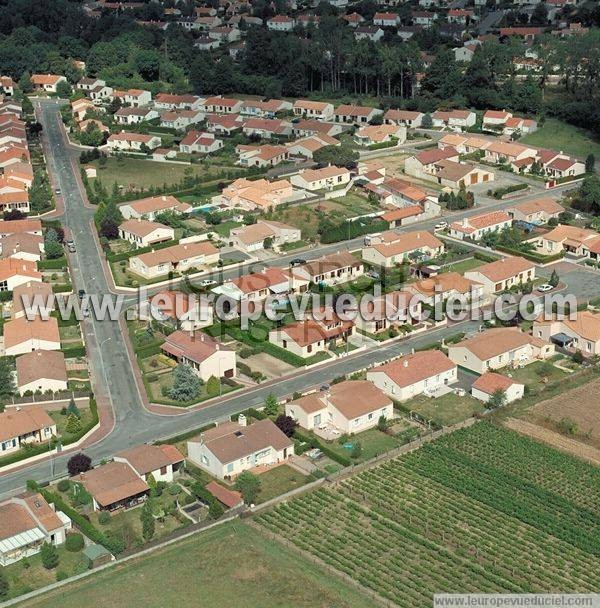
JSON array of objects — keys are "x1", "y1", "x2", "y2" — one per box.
[{"x1": 254, "y1": 465, "x2": 310, "y2": 504}]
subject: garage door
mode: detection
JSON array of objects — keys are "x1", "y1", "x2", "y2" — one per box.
[
  {"x1": 483, "y1": 174, "x2": 489, "y2": 182},
  {"x1": 470, "y1": 173, "x2": 478, "y2": 184}
]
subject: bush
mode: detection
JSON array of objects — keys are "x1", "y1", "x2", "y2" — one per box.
[
  {"x1": 65, "y1": 532, "x2": 84, "y2": 552},
  {"x1": 98, "y1": 511, "x2": 111, "y2": 525},
  {"x1": 57, "y1": 479, "x2": 70, "y2": 492},
  {"x1": 41, "y1": 542, "x2": 59, "y2": 569},
  {"x1": 168, "y1": 483, "x2": 181, "y2": 495}
]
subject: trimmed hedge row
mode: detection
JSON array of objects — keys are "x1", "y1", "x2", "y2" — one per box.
[
  {"x1": 52, "y1": 284, "x2": 72, "y2": 293},
  {"x1": 38, "y1": 257, "x2": 68, "y2": 270},
  {"x1": 190, "y1": 481, "x2": 225, "y2": 518},
  {"x1": 155, "y1": 422, "x2": 216, "y2": 445},
  {"x1": 62, "y1": 345, "x2": 87, "y2": 358},
  {"x1": 293, "y1": 429, "x2": 351, "y2": 467}
]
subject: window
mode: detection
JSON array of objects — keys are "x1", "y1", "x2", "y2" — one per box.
[
  {"x1": 201, "y1": 455, "x2": 209, "y2": 465},
  {"x1": 226, "y1": 463, "x2": 234, "y2": 473},
  {"x1": 368, "y1": 413, "x2": 373, "y2": 420},
  {"x1": 314, "y1": 414, "x2": 321, "y2": 426},
  {"x1": 160, "y1": 466, "x2": 167, "y2": 475}
]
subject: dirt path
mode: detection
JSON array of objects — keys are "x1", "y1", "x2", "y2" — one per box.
[{"x1": 504, "y1": 418, "x2": 600, "y2": 466}]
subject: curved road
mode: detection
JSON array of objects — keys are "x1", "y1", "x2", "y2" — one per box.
[{"x1": 0, "y1": 99, "x2": 596, "y2": 497}]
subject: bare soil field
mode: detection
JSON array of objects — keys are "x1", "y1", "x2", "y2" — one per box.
[{"x1": 504, "y1": 418, "x2": 600, "y2": 466}]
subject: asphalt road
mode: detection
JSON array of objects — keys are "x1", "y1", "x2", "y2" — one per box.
[{"x1": 0, "y1": 101, "x2": 591, "y2": 497}]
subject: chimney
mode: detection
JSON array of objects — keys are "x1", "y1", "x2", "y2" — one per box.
[
  {"x1": 238, "y1": 413, "x2": 247, "y2": 427},
  {"x1": 462, "y1": 217, "x2": 468, "y2": 227},
  {"x1": 403, "y1": 359, "x2": 408, "y2": 368}
]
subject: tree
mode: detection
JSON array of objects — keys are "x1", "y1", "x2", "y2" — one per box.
[
  {"x1": 67, "y1": 453, "x2": 92, "y2": 476},
  {"x1": 351, "y1": 441, "x2": 363, "y2": 460},
  {"x1": 146, "y1": 472, "x2": 157, "y2": 491},
  {"x1": 206, "y1": 375, "x2": 221, "y2": 397},
  {"x1": 169, "y1": 364, "x2": 201, "y2": 402},
  {"x1": 65, "y1": 532, "x2": 84, "y2": 552},
  {"x1": 421, "y1": 49, "x2": 462, "y2": 100},
  {"x1": 140, "y1": 499, "x2": 155, "y2": 541},
  {"x1": 572, "y1": 350, "x2": 584, "y2": 364},
  {"x1": 488, "y1": 389, "x2": 507, "y2": 409},
  {"x1": 264, "y1": 393, "x2": 279, "y2": 416},
  {"x1": 530, "y1": 2, "x2": 548, "y2": 25},
  {"x1": 67, "y1": 398, "x2": 80, "y2": 418},
  {"x1": 421, "y1": 113, "x2": 433, "y2": 129},
  {"x1": 0, "y1": 358, "x2": 15, "y2": 398},
  {"x1": 313, "y1": 145, "x2": 359, "y2": 168},
  {"x1": 572, "y1": 175, "x2": 600, "y2": 215},
  {"x1": 65, "y1": 413, "x2": 82, "y2": 434},
  {"x1": 263, "y1": 236, "x2": 273, "y2": 249},
  {"x1": 514, "y1": 74, "x2": 543, "y2": 114},
  {"x1": 18, "y1": 72, "x2": 33, "y2": 94},
  {"x1": 45, "y1": 239, "x2": 63, "y2": 259},
  {"x1": 585, "y1": 154, "x2": 595, "y2": 174},
  {"x1": 377, "y1": 415, "x2": 389, "y2": 432},
  {"x1": 274, "y1": 414, "x2": 297, "y2": 437},
  {"x1": 234, "y1": 471, "x2": 261, "y2": 504},
  {"x1": 549, "y1": 270, "x2": 559, "y2": 287},
  {"x1": 99, "y1": 218, "x2": 119, "y2": 240},
  {"x1": 56, "y1": 80, "x2": 72, "y2": 98},
  {"x1": 40, "y1": 542, "x2": 59, "y2": 569},
  {"x1": 4, "y1": 209, "x2": 26, "y2": 220}
]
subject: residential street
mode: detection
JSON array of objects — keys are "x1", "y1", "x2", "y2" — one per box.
[{"x1": 0, "y1": 100, "x2": 593, "y2": 498}]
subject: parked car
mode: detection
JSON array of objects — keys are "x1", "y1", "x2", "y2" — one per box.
[
  {"x1": 66, "y1": 239, "x2": 76, "y2": 253},
  {"x1": 78, "y1": 289, "x2": 86, "y2": 299},
  {"x1": 199, "y1": 278, "x2": 216, "y2": 287},
  {"x1": 434, "y1": 221, "x2": 448, "y2": 230},
  {"x1": 290, "y1": 258, "x2": 306, "y2": 267},
  {"x1": 537, "y1": 284, "x2": 554, "y2": 293}
]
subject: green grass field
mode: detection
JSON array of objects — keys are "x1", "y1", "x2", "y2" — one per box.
[
  {"x1": 90, "y1": 157, "x2": 241, "y2": 190},
  {"x1": 520, "y1": 118, "x2": 600, "y2": 160},
  {"x1": 255, "y1": 465, "x2": 310, "y2": 504},
  {"x1": 12, "y1": 523, "x2": 374, "y2": 608},
  {"x1": 401, "y1": 392, "x2": 486, "y2": 427}
]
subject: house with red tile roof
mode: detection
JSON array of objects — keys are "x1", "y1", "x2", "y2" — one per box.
[
  {"x1": 213, "y1": 267, "x2": 309, "y2": 302},
  {"x1": 15, "y1": 350, "x2": 68, "y2": 395},
  {"x1": 383, "y1": 109, "x2": 424, "y2": 128},
  {"x1": 290, "y1": 166, "x2": 351, "y2": 191},
  {"x1": 219, "y1": 177, "x2": 293, "y2": 211},
  {"x1": 507, "y1": 198, "x2": 563, "y2": 224},
  {"x1": 533, "y1": 224, "x2": 600, "y2": 258},
  {"x1": 373, "y1": 12, "x2": 400, "y2": 26},
  {"x1": 31, "y1": 74, "x2": 66, "y2": 93},
  {"x1": 266, "y1": 14, "x2": 295, "y2": 30},
  {"x1": 114, "y1": 444, "x2": 185, "y2": 483},
  {"x1": 464, "y1": 256, "x2": 536, "y2": 294},
  {"x1": 286, "y1": 380, "x2": 393, "y2": 434},
  {"x1": 241, "y1": 99, "x2": 292, "y2": 118},
  {"x1": 333, "y1": 104, "x2": 383, "y2": 125},
  {"x1": 533, "y1": 310, "x2": 600, "y2": 356},
  {"x1": 431, "y1": 110, "x2": 476, "y2": 129},
  {"x1": 107, "y1": 131, "x2": 161, "y2": 152},
  {"x1": 230, "y1": 219, "x2": 300, "y2": 252},
  {"x1": 0, "y1": 406, "x2": 57, "y2": 455},
  {"x1": 355, "y1": 290, "x2": 422, "y2": 335},
  {"x1": 235, "y1": 144, "x2": 289, "y2": 168},
  {"x1": 292, "y1": 100, "x2": 334, "y2": 120},
  {"x1": 407, "y1": 272, "x2": 483, "y2": 305},
  {"x1": 0, "y1": 258, "x2": 42, "y2": 291},
  {"x1": 367, "y1": 350, "x2": 457, "y2": 401},
  {"x1": 362, "y1": 230, "x2": 444, "y2": 268},
  {"x1": 285, "y1": 134, "x2": 340, "y2": 159},
  {"x1": 120, "y1": 195, "x2": 191, "y2": 221},
  {"x1": 118, "y1": 219, "x2": 174, "y2": 248},
  {"x1": 242, "y1": 117, "x2": 293, "y2": 139},
  {"x1": 179, "y1": 131, "x2": 223, "y2": 155},
  {"x1": 449, "y1": 210, "x2": 512, "y2": 240},
  {"x1": 3, "y1": 316, "x2": 60, "y2": 356},
  {"x1": 471, "y1": 372, "x2": 524, "y2": 403},
  {"x1": 202, "y1": 96, "x2": 243, "y2": 114}
]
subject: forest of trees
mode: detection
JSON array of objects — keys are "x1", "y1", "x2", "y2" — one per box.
[{"x1": 0, "y1": 0, "x2": 599, "y2": 136}]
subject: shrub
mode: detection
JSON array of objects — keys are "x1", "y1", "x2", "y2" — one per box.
[
  {"x1": 65, "y1": 533, "x2": 84, "y2": 552},
  {"x1": 41, "y1": 542, "x2": 59, "y2": 569},
  {"x1": 56, "y1": 570, "x2": 68, "y2": 582},
  {"x1": 57, "y1": 479, "x2": 71, "y2": 492},
  {"x1": 98, "y1": 511, "x2": 111, "y2": 525},
  {"x1": 168, "y1": 483, "x2": 181, "y2": 495}
]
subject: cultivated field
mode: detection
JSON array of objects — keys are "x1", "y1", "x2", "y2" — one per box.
[
  {"x1": 257, "y1": 422, "x2": 600, "y2": 606},
  {"x1": 13, "y1": 523, "x2": 374, "y2": 608}
]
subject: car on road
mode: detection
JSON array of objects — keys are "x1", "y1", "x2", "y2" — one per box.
[
  {"x1": 537, "y1": 284, "x2": 554, "y2": 293},
  {"x1": 199, "y1": 278, "x2": 216, "y2": 287},
  {"x1": 66, "y1": 239, "x2": 76, "y2": 253},
  {"x1": 78, "y1": 289, "x2": 86, "y2": 299},
  {"x1": 434, "y1": 221, "x2": 448, "y2": 231},
  {"x1": 54, "y1": 188, "x2": 61, "y2": 194},
  {"x1": 82, "y1": 305, "x2": 90, "y2": 318},
  {"x1": 290, "y1": 258, "x2": 306, "y2": 267}
]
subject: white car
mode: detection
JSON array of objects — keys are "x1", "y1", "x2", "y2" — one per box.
[
  {"x1": 434, "y1": 222, "x2": 448, "y2": 231},
  {"x1": 537, "y1": 284, "x2": 554, "y2": 293},
  {"x1": 199, "y1": 278, "x2": 216, "y2": 287}
]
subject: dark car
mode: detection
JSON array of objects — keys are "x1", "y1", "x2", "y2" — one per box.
[
  {"x1": 289, "y1": 258, "x2": 307, "y2": 267},
  {"x1": 78, "y1": 289, "x2": 86, "y2": 299}
]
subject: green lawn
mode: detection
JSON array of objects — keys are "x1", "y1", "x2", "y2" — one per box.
[
  {"x1": 402, "y1": 392, "x2": 486, "y2": 427},
  {"x1": 442, "y1": 258, "x2": 484, "y2": 274},
  {"x1": 321, "y1": 427, "x2": 403, "y2": 462},
  {"x1": 50, "y1": 408, "x2": 94, "y2": 443},
  {"x1": 12, "y1": 523, "x2": 374, "y2": 608},
  {"x1": 506, "y1": 360, "x2": 568, "y2": 393},
  {"x1": 90, "y1": 157, "x2": 241, "y2": 190},
  {"x1": 520, "y1": 118, "x2": 600, "y2": 160},
  {"x1": 255, "y1": 465, "x2": 310, "y2": 504}
]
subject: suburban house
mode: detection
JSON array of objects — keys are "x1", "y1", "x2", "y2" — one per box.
[
  {"x1": 290, "y1": 166, "x2": 351, "y2": 191},
  {"x1": 0, "y1": 406, "x2": 57, "y2": 455},
  {"x1": 482, "y1": 109, "x2": 513, "y2": 130},
  {"x1": 0, "y1": 75, "x2": 15, "y2": 96},
  {"x1": 294, "y1": 252, "x2": 364, "y2": 286},
  {"x1": 179, "y1": 131, "x2": 223, "y2": 154},
  {"x1": 112, "y1": 88, "x2": 152, "y2": 107},
  {"x1": 119, "y1": 195, "x2": 192, "y2": 221},
  {"x1": 140, "y1": 290, "x2": 213, "y2": 332},
  {"x1": 202, "y1": 96, "x2": 243, "y2": 114},
  {"x1": 118, "y1": 219, "x2": 174, "y2": 248},
  {"x1": 380, "y1": 206, "x2": 424, "y2": 228},
  {"x1": 533, "y1": 310, "x2": 600, "y2": 356},
  {"x1": 15, "y1": 350, "x2": 68, "y2": 395},
  {"x1": 0, "y1": 492, "x2": 71, "y2": 566},
  {"x1": 383, "y1": 109, "x2": 424, "y2": 128},
  {"x1": 267, "y1": 15, "x2": 295, "y2": 30},
  {"x1": 235, "y1": 144, "x2": 289, "y2": 168},
  {"x1": 0, "y1": 258, "x2": 42, "y2": 291},
  {"x1": 154, "y1": 93, "x2": 203, "y2": 111},
  {"x1": 161, "y1": 330, "x2": 236, "y2": 381},
  {"x1": 367, "y1": 350, "x2": 458, "y2": 401},
  {"x1": 362, "y1": 230, "x2": 444, "y2": 268},
  {"x1": 483, "y1": 141, "x2": 537, "y2": 165},
  {"x1": 407, "y1": 272, "x2": 483, "y2": 306},
  {"x1": 229, "y1": 219, "x2": 300, "y2": 252},
  {"x1": 159, "y1": 109, "x2": 204, "y2": 130},
  {"x1": 187, "y1": 418, "x2": 294, "y2": 480},
  {"x1": 471, "y1": 371, "x2": 524, "y2": 403},
  {"x1": 71, "y1": 98, "x2": 96, "y2": 121},
  {"x1": 219, "y1": 177, "x2": 293, "y2": 211},
  {"x1": 129, "y1": 241, "x2": 219, "y2": 279},
  {"x1": 30, "y1": 74, "x2": 66, "y2": 93},
  {"x1": 507, "y1": 198, "x2": 564, "y2": 224},
  {"x1": 3, "y1": 316, "x2": 61, "y2": 356},
  {"x1": 269, "y1": 309, "x2": 355, "y2": 358},
  {"x1": 404, "y1": 147, "x2": 460, "y2": 179},
  {"x1": 354, "y1": 124, "x2": 406, "y2": 147},
  {"x1": 206, "y1": 113, "x2": 244, "y2": 136},
  {"x1": 114, "y1": 106, "x2": 158, "y2": 125},
  {"x1": 241, "y1": 99, "x2": 292, "y2": 118},
  {"x1": 503, "y1": 117, "x2": 537, "y2": 136},
  {"x1": 533, "y1": 225, "x2": 600, "y2": 258},
  {"x1": 292, "y1": 100, "x2": 334, "y2": 120},
  {"x1": 292, "y1": 119, "x2": 344, "y2": 138},
  {"x1": 107, "y1": 131, "x2": 161, "y2": 152},
  {"x1": 114, "y1": 444, "x2": 185, "y2": 483},
  {"x1": 449, "y1": 211, "x2": 513, "y2": 240},
  {"x1": 464, "y1": 256, "x2": 536, "y2": 294},
  {"x1": 373, "y1": 11, "x2": 400, "y2": 26},
  {"x1": 285, "y1": 134, "x2": 340, "y2": 159},
  {"x1": 355, "y1": 26, "x2": 384, "y2": 42},
  {"x1": 447, "y1": 327, "x2": 554, "y2": 374},
  {"x1": 286, "y1": 381, "x2": 393, "y2": 434},
  {"x1": 242, "y1": 118, "x2": 293, "y2": 139},
  {"x1": 431, "y1": 110, "x2": 476, "y2": 129},
  {"x1": 76, "y1": 462, "x2": 150, "y2": 512},
  {"x1": 333, "y1": 104, "x2": 383, "y2": 125},
  {"x1": 12, "y1": 281, "x2": 55, "y2": 320},
  {"x1": 213, "y1": 267, "x2": 309, "y2": 303},
  {"x1": 0, "y1": 233, "x2": 44, "y2": 262},
  {"x1": 355, "y1": 290, "x2": 422, "y2": 335}
]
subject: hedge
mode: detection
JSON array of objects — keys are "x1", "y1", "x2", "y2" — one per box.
[
  {"x1": 134, "y1": 341, "x2": 163, "y2": 360},
  {"x1": 320, "y1": 219, "x2": 388, "y2": 244},
  {"x1": 190, "y1": 481, "x2": 225, "y2": 518},
  {"x1": 231, "y1": 408, "x2": 267, "y2": 422},
  {"x1": 155, "y1": 422, "x2": 216, "y2": 445},
  {"x1": 62, "y1": 345, "x2": 87, "y2": 358},
  {"x1": 495, "y1": 245, "x2": 565, "y2": 264},
  {"x1": 293, "y1": 429, "x2": 351, "y2": 466},
  {"x1": 52, "y1": 284, "x2": 73, "y2": 293},
  {"x1": 63, "y1": 398, "x2": 98, "y2": 446},
  {"x1": 107, "y1": 238, "x2": 179, "y2": 263},
  {"x1": 474, "y1": 251, "x2": 500, "y2": 263},
  {"x1": 38, "y1": 257, "x2": 68, "y2": 270}
]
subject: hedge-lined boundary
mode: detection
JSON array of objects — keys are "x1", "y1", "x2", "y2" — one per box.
[
  {"x1": 107, "y1": 238, "x2": 180, "y2": 263},
  {"x1": 38, "y1": 257, "x2": 68, "y2": 270},
  {"x1": 154, "y1": 422, "x2": 216, "y2": 445}
]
